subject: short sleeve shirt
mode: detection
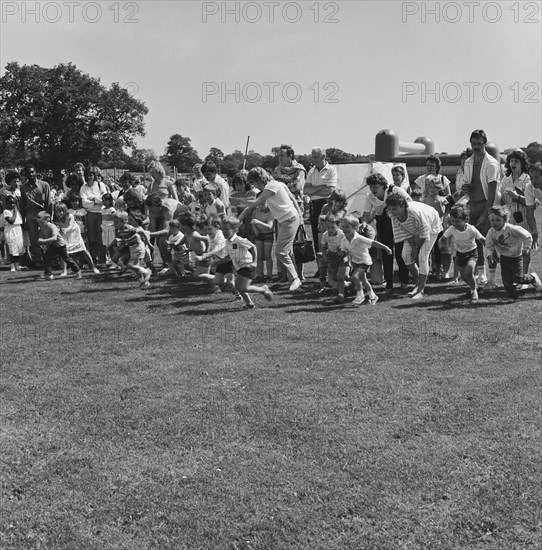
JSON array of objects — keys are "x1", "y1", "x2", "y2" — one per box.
[
  {"x1": 322, "y1": 229, "x2": 345, "y2": 253},
  {"x1": 442, "y1": 223, "x2": 483, "y2": 253},
  {"x1": 225, "y1": 234, "x2": 254, "y2": 270},
  {"x1": 340, "y1": 232, "x2": 373, "y2": 265}
]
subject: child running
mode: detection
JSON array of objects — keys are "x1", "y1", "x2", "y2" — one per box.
[
  {"x1": 317, "y1": 213, "x2": 345, "y2": 293},
  {"x1": 336, "y1": 214, "x2": 392, "y2": 306},
  {"x1": 166, "y1": 219, "x2": 188, "y2": 277},
  {"x1": 439, "y1": 205, "x2": 486, "y2": 301},
  {"x1": 485, "y1": 206, "x2": 542, "y2": 301},
  {"x1": 112, "y1": 211, "x2": 152, "y2": 287},
  {"x1": 201, "y1": 216, "x2": 273, "y2": 308},
  {"x1": 195, "y1": 217, "x2": 236, "y2": 294},
  {"x1": 37, "y1": 211, "x2": 81, "y2": 280},
  {"x1": 178, "y1": 212, "x2": 208, "y2": 277}
]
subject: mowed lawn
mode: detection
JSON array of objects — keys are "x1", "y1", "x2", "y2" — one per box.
[{"x1": 1, "y1": 250, "x2": 541, "y2": 549}]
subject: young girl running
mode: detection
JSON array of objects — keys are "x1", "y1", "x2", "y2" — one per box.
[
  {"x1": 485, "y1": 206, "x2": 542, "y2": 301},
  {"x1": 336, "y1": 214, "x2": 392, "y2": 306},
  {"x1": 439, "y1": 205, "x2": 486, "y2": 301},
  {"x1": 101, "y1": 193, "x2": 116, "y2": 265},
  {"x1": 112, "y1": 211, "x2": 152, "y2": 287},
  {"x1": 202, "y1": 216, "x2": 273, "y2": 309},
  {"x1": 3, "y1": 196, "x2": 25, "y2": 272},
  {"x1": 54, "y1": 203, "x2": 100, "y2": 275}
]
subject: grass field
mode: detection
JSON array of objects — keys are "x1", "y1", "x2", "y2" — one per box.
[{"x1": 1, "y1": 250, "x2": 541, "y2": 549}]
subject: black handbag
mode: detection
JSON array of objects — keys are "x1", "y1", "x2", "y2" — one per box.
[{"x1": 293, "y1": 225, "x2": 315, "y2": 264}]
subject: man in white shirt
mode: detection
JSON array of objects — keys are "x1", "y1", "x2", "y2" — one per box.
[
  {"x1": 304, "y1": 147, "x2": 338, "y2": 257},
  {"x1": 461, "y1": 129, "x2": 501, "y2": 284}
]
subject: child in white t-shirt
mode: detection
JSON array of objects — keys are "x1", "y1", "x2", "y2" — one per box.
[
  {"x1": 199, "y1": 216, "x2": 272, "y2": 309},
  {"x1": 318, "y1": 212, "x2": 346, "y2": 292},
  {"x1": 336, "y1": 214, "x2": 392, "y2": 306},
  {"x1": 439, "y1": 205, "x2": 485, "y2": 301}
]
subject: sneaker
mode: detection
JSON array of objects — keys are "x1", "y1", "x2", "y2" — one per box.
[
  {"x1": 410, "y1": 292, "x2": 424, "y2": 300},
  {"x1": 10, "y1": 267, "x2": 16, "y2": 272},
  {"x1": 334, "y1": 294, "x2": 345, "y2": 304},
  {"x1": 262, "y1": 285, "x2": 273, "y2": 301},
  {"x1": 92, "y1": 267, "x2": 100, "y2": 274},
  {"x1": 530, "y1": 273, "x2": 542, "y2": 291},
  {"x1": 352, "y1": 293, "x2": 365, "y2": 306},
  {"x1": 368, "y1": 295, "x2": 379, "y2": 306},
  {"x1": 407, "y1": 287, "x2": 419, "y2": 297},
  {"x1": 40, "y1": 274, "x2": 53, "y2": 280},
  {"x1": 477, "y1": 275, "x2": 488, "y2": 286},
  {"x1": 450, "y1": 278, "x2": 462, "y2": 285},
  {"x1": 59, "y1": 271, "x2": 68, "y2": 278},
  {"x1": 243, "y1": 302, "x2": 255, "y2": 309},
  {"x1": 76, "y1": 271, "x2": 83, "y2": 279},
  {"x1": 141, "y1": 281, "x2": 151, "y2": 288},
  {"x1": 289, "y1": 278, "x2": 302, "y2": 291},
  {"x1": 471, "y1": 290, "x2": 479, "y2": 301},
  {"x1": 484, "y1": 281, "x2": 497, "y2": 290},
  {"x1": 158, "y1": 267, "x2": 169, "y2": 276},
  {"x1": 140, "y1": 269, "x2": 152, "y2": 286}
]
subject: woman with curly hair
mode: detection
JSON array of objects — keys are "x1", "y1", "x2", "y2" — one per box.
[
  {"x1": 499, "y1": 149, "x2": 532, "y2": 279},
  {"x1": 147, "y1": 160, "x2": 178, "y2": 202}
]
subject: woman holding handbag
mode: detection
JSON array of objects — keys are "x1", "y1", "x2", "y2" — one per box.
[{"x1": 240, "y1": 167, "x2": 303, "y2": 292}]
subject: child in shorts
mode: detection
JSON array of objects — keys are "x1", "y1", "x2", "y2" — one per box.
[
  {"x1": 112, "y1": 211, "x2": 152, "y2": 287},
  {"x1": 201, "y1": 216, "x2": 273, "y2": 309},
  {"x1": 250, "y1": 203, "x2": 275, "y2": 282},
  {"x1": 318, "y1": 213, "x2": 346, "y2": 293},
  {"x1": 439, "y1": 205, "x2": 485, "y2": 301},
  {"x1": 336, "y1": 214, "x2": 392, "y2": 306}
]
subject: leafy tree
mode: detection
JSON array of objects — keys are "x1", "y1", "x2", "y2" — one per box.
[
  {"x1": 164, "y1": 134, "x2": 202, "y2": 173},
  {"x1": 325, "y1": 148, "x2": 355, "y2": 163},
  {"x1": 128, "y1": 148, "x2": 158, "y2": 171},
  {"x1": 0, "y1": 62, "x2": 148, "y2": 178},
  {"x1": 205, "y1": 147, "x2": 224, "y2": 168}
]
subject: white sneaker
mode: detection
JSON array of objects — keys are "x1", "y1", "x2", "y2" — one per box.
[
  {"x1": 477, "y1": 275, "x2": 488, "y2": 286},
  {"x1": 352, "y1": 293, "x2": 364, "y2": 306},
  {"x1": 59, "y1": 271, "x2": 68, "y2": 278},
  {"x1": 471, "y1": 290, "x2": 479, "y2": 301},
  {"x1": 92, "y1": 267, "x2": 100, "y2": 274},
  {"x1": 289, "y1": 278, "x2": 302, "y2": 291},
  {"x1": 368, "y1": 295, "x2": 379, "y2": 306},
  {"x1": 411, "y1": 292, "x2": 424, "y2": 300},
  {"x1": 531, "y1": 273, "x2": 542, "y2": 292}
]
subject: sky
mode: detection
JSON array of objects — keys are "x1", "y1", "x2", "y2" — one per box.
[{"x1": 1, "y1": 0, "x2": 541, "y2": 160}]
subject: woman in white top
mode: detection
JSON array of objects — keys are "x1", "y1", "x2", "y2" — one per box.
[
  {"x1": 500, "y1": 150, "x2": 532, "y2": 276},
  {"x1": 240, "y1": 167, "x2": 303, "y2": 291}
]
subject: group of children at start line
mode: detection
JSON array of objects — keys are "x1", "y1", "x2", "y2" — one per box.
[{"x1": 3, "y1": 200, "x2": 542, "y2": 309}]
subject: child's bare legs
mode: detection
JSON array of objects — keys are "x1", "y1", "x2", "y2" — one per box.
[
  {"x1": 336, "y1": 265, "x2": 348, "y2": 301},
  {"x1": 255, "y1": 240, "x2": 265, "y2": 279},
  {"x1": 235, "y1": 275, "x2": 271, "y2": 307},
  {"x1": 358, "y1": 269, "x2": 376, "y2": 298},
  {"x1": 350, "y1": 268, "x2": 362, "y2": 293},
  {"x1": 441, "y1": 253, "x2": 452, "y2": 278},
  {"x1": 263, "y1": 241, "x2": 273, "y2": 279}
]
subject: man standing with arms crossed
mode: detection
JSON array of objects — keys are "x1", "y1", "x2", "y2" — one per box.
[
  {"x1": 304, "y1": 147, "x2": 338, "y2": 276},
  {"x1": 461, "y1": 130, "x2": 501, "y2": 286}
]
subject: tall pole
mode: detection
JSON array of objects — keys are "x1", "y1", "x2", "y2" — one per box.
[{"x1": 242, "y1": 136, "x2": 250, "y2": 171}]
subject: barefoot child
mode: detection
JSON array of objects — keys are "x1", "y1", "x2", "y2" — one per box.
[
  {"x1": 112, "y1": 211, "x2": 152, "y2": 287},
  {"x1": 201, "y1": 216, "x2": 273, "y2": 308},
  {"x1": 37, "y1": 211, "x2": 81, "y2": 280},
  {"x1": 485, "y1": 206, "x2": 542, "y2": 301},
  {"x1": 336, "y1": 214, "x2": 392, "y2": 305},
  {"x1": 439, "y1": 205, "x2": 485, "y2": 301}
]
